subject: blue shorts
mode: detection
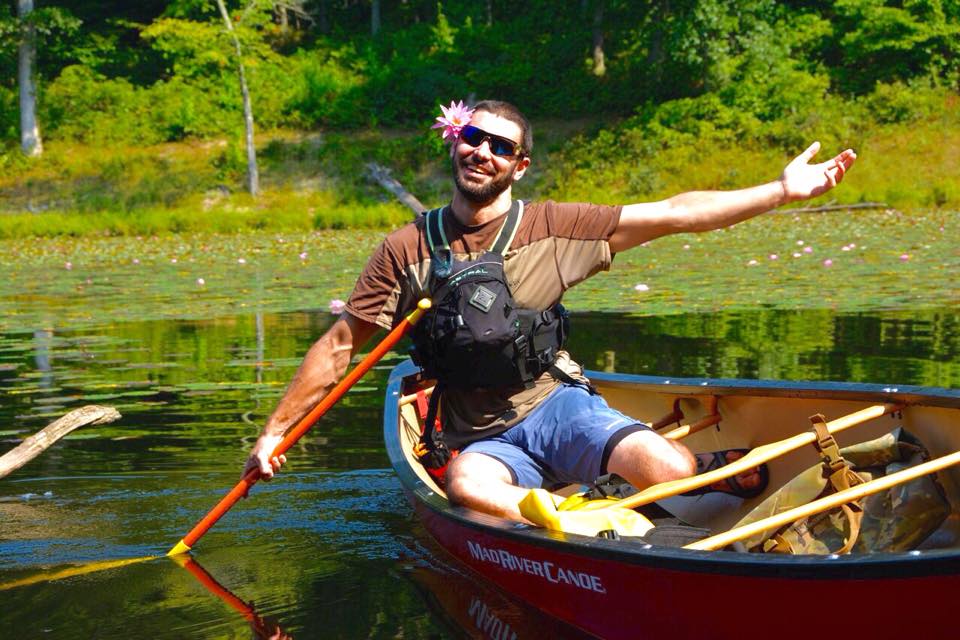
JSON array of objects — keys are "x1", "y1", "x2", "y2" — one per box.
[{"x1": 460, "y1": 384, "x2": 649, "y2": 488}]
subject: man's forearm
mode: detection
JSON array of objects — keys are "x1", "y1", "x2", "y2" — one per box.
[
  {"x1": 261, "y1": 330, "x2": 354, "y2": 438},
  {"x1": 666, "y1": 180, "x2": 788, "y2": 234}
]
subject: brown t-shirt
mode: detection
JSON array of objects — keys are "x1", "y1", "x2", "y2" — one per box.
[{"x1": 346, "y1": 200, "x2": 621, "y2": 448}]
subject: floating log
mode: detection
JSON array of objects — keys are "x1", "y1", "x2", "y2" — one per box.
[
  {"x1": 365, "y1": 162, "x2": 426, "y2": 215},
  {"x1": 0, "y1": 405, "x2": 121, "y2": 479},
  {"x1": 778, "y1": 201, "x2": 892, "y2": 214}
]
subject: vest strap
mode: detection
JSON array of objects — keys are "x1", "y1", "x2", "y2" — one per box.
[
  {"x1": 425, "y1": 206, "x2": 452, "y2": 278},
  {"x1": 489, "y1": 200, "x2": 524, "y2": 254},
  {"x1": 425, "y1": 201, "x2": 524, "y2": 280}
]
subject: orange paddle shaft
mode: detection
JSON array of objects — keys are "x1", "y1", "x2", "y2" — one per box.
[{"x1": 168, "y1": 299, "x2": 431, "y2": 555}]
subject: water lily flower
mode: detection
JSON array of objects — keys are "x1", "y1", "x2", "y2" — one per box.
[
  {"x1": 793, "y1": 252, "x2": 802, "y2": 258},
  {"x1": 132, "y1": 258, "x2": 140, "y2": 265},
  {"x1": 803, "y1": 246, "x2": 813, "y2": 254},
  {"x1": 238, "y1": 258, "x2": 247, "y2": 264},
  {"x1": 329, "y1": 299, "x2": 346, "y2": 314},
  {"x1": 64, "y1": 261, "x2": 72, "y2": 270},
  {"x1": 823, "y1": 259, "x2": 833, "y2": 267},
  {"x1": 797, "y1": 240, "x2": 804, "y2": 246},
  {"x1": 171, "y1": 258, "x2": 178, "y2": 263},
  {"x1": 841, "y1": 246, "x2": 851, "y2": 252},
  {"x1": 900, "y1": 254, "x2": 910, "y2": 261},
  {"x1": 683, "y1": 244, "x2": 690, "y2": 250},
  {"x1": 299, "y1": 252, "x2": 308, "y2": 260},
  {"x1": 634, "y1": 284, "x2": 650, "y2": 292},
  {"x1": 197, "y1": 278, "x2": 205, "y2": 286},
  {"x1": 769, "y1": 254, "x2": 778, "y2": 260},
  {"x1": 747, "y1": 259, "x2": 758, "y2": 266},
  {"x1": 432, "y1": 100, "x2": 474, "y2": 143}
]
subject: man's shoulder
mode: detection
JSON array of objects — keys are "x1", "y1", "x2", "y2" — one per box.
[
  {"x1": 379, "y1": 216, "x2": 427, "y2": 252},
  {"x1": 521, "y1": 199, "x2": 622, "y2": 242}
]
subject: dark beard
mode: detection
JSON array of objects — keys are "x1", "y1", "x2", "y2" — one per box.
[{"x1": 453, "y1": 157, "x2": 517, "y2": 204}]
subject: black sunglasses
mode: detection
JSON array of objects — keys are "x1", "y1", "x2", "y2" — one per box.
[{"x1": 459, "y1": 125, "x2": 523, "y2": 158}]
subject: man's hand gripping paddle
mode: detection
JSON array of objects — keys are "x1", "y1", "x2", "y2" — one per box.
[{"x1": 167, "y1": 299, "x2": 432, "y2": 556}]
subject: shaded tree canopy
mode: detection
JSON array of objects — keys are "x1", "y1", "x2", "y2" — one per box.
[{"x1": 0, "y1": 0, "x2": 957, "y2": 147}]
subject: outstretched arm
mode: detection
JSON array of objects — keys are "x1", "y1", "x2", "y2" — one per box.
[
  {"x1": 243, "y1": 312, "x2": 380, "y2": 479},
  {"x1": 609, "y1": 142, "x2": 856, "y2": 253}
]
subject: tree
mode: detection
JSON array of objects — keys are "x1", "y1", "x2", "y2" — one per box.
[
  {"x1": 18, "y1": 0, "x2": 42, "y2": 157},
  {"x1": 214, "y1": 0, "x2": 259, "y2": 196},
  {"x1": 591, "y1": 0, "x2": 606, "y2": 77},
  {"x1": 371, "y1": 0, "x2": 380, "y2": 36}
]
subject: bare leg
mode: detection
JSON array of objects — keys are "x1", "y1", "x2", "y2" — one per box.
[
  {"x1": 605, "y1": 430, "x2": 697, "y2": 489},
  {"x1": 445, "y1": 452, "x2": 532, "y2": 522},
  {"x1": 607, "y1": 430, "x2": 764, "y2": 493}
]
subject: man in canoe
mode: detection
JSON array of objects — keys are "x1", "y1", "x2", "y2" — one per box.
[{"x1": 244, "y1": 99, "x2": 855, "y2": 521}]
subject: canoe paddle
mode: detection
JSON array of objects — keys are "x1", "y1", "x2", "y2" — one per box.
[{"x1": 167, "y1": 299, "x2": 432, "y2": 556}]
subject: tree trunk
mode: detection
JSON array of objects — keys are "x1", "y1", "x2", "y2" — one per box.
[
  {"x1": 592, "y1": 0, "x2": 606, "y2": 77},
  {"x1": 0, "y1": 406, "x2": 121, "y2": 480},
  {"x1": 17, "y1": 0, "x2": 43, "y2": 157},
  {"x1": 365, "y1": 162, "x2": 425, "y2": 215},
  {"x1": 316, "y1": 0, "x2": 328, "y2": 33},
  {"x1": 371, "y1": 0, "x2": 381, "y2": 36},
  {"x1": 215, "y1": 0, "x2": 260, "y2": 197}
]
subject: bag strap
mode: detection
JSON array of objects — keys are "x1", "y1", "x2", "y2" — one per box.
[
  {"x1": 809, "y1": 413, "x2": 865, "y2": 553},
  {"x1": 764, "y1": 414, "x2": 866, "y2": 554}
]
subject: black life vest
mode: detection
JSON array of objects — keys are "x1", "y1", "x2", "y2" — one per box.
[{"x1": 410, "y1": 201, "x2": 569, "y2": 390}]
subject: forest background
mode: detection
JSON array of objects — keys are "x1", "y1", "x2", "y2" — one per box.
[{"x1": 1, "y1": 0, "x2": 959, "y2": 238}]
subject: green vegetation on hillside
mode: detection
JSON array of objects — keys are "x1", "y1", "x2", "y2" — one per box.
[{"x1": 1, "y1": 1, "x2": 959, "y2": 236}]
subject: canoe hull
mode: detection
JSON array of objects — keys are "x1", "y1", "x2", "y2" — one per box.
[
  {"x1": 385, "y1": 360, "x2": 960, "y2": 639},
  {"x1": 413, "y1": 496, "x2": 960, "y2": 639}
]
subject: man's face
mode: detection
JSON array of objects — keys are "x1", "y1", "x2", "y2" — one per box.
[{"x1": 452, "y1": 111, "x2": 528, "y2": 204}]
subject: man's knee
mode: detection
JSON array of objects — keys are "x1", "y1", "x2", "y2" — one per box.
[
  {"x1": 607, "y1": 430, "x2": 696, "y2": 486},
  {"x1": 445, "y1": 452, "x2": 513, "y2": 505}
]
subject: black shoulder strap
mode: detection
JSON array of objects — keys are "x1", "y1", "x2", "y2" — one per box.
[
  {"x1": 425, "y1": 202, "x2": 523, "y2": 277},
  {"x1": 424, "y1": 206, "x2": 452, "y2": 278},
  {"x1": 489, "y1": 200, "x2": 523, "y2": 255}
]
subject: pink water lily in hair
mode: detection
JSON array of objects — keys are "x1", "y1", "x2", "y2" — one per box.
[{"x1": 432, "y1": 100, "x2": 474, "y2": 142}]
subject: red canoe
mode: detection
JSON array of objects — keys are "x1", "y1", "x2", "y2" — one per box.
[{"x1": 384, "y1": 359, "x2": 960, "y2": 639}]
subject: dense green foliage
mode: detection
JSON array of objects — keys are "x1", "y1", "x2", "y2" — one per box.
[{"x1": 1, "y1": 0, "x2": 959, "y2": 231}]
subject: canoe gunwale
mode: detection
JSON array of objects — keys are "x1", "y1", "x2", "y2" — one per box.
[
  {"x1": 385, "y1": 359, "x2": 960, "y2": 580},
  {"x1": 586, "y1": 370, "x2": 960, "y2": 409}
]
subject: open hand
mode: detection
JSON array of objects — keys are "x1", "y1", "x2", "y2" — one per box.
[{"x1": 780, "y1": 142, "x2": 856, "y2": 202}]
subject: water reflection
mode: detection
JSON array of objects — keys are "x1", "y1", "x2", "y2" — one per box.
[
  {"x1": 402, "y1": 534, "x2": 596, "y2": 640},
  {"x1": 175, "y1": 554, "x2": 292, "y2": 640},
  {"x1": 0, "y1": 307, "x2": 957, "y2": 638}
]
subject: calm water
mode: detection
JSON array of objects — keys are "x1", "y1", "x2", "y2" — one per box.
[{"x1": 1, "y1": 307, "x2": 958, "y2": 639}]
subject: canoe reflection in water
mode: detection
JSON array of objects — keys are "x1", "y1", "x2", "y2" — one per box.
[{"x1": 401, "y1": 534, "x2": 595, "y2": 640}]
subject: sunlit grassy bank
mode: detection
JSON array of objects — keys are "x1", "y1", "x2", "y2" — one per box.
[{"x1": 2, "y1": 92, "x2": 958, "y2": 240}]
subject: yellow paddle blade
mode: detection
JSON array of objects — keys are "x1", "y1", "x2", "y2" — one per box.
[
  {"x1": 519, "y1": 489, "x2": 654, "y2": 537},
  {"x1": 167, "y1": 540, "x2": 192, "y2": 557}
]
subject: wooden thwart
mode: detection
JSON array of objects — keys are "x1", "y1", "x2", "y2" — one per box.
[
  {"x1": 399, "y1": 385, "x2": 436, "y2": 408},
  {"x1": 605, "y1": 402, "x2": 904, "y2": 511},
  {"x1": 661, "y1": 396, "x2": 721, "y2": 441},
  {"x1": 686, "y1": 448, "x2": 960, "y2": 551}
]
